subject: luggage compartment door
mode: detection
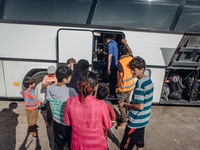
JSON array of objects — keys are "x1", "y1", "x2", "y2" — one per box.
[{"x1": 57, "y1": 29, "x2": 93, "y2": 65}]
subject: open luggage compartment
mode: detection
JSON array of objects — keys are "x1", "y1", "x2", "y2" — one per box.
[{"x1": 160, "y1": 33, "x2": 200, "y2": 105}]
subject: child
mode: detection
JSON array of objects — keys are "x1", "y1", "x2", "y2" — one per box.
[
  {"x1": 42, "y1": 65, "x2": 57, "y2": 127},
  {"x1": 96, "y1": 84, "x2": 116, "y2": 126},
  {"x1": 64, "y1": 71, "x2": 112, "y2": 150},
  {"x1": 21, "y1": 77, "x2": 41, "y2": 139},
  {"x1": 66, "y1": 58, "x2": 76, "y2": 71},
  {"x1": 96, "y1": 84, "x2": 116, "y2": 149},
  {"x1": 46, "y1": 65, "x2": 77, "y2": 150},
  {"x1": 120, "y1": 56, "x2": 154, "y2": 150}
]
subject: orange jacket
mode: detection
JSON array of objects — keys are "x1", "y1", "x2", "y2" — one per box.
[{"x1": 117, "y1": 55, "x2": 135, "y2": 93}]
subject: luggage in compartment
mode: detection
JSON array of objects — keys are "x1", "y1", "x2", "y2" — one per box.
[{"x1": 162, "y1": 70, "x2": 200, "y2": 103}]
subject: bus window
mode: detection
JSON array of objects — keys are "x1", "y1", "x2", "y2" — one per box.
[
  {"x1": 92, "y1": 0, "x2": 179, "y2": 31},
  {"x1": 3, "y1": 0, "x2": 92, "y2": 24},
  {"x1": 175, "y1": 1, "x2": 200, "y2": 32}
]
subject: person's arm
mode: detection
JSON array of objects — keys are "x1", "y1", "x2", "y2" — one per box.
[
  {"x1": 107, "y1": 54, "x2": 112, "y2": 75},
  {"x1": 125, "y1": 103, "x2": 144, "y2": 110},
  {"x1": 117, "y1": 72, "x2": 123, "y2": 86},
  {"x1": 121, "y1": 39, "x2": 133, "y2": 56},
  {"x1": 64, "y1": 98, "x2": 72, "y2": 126},
  {"x1": 120, "y1": 83, "x2": 145, "y2": 110},
  {"x1": 107, "y1": 104, "x2": 116, "y2": 126},
  {"x1": 102, "y1": 102, "x2": 112, "y2": 129},
  {"x1": 42, "y1": 75, "x2": 49, "y2": 87},
  {"x1": 117, "y1": 62, "x2": 123, "y2": 87}
]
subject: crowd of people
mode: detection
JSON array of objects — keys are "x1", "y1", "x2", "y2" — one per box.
[{"x1": 21, "y1": 36, "x2": 154, "y2": 150}]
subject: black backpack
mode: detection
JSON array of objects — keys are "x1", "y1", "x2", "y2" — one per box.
[
  {"x1": 182, "y1": 72, "x2": 200, "y2": 101},
  {"x1": 168, "y1": 74, "x2": 183, "y2": 100}
]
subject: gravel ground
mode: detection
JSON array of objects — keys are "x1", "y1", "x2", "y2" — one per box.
[{"x1": 0, "y1": 100, "x2": 200, "y2": 150}]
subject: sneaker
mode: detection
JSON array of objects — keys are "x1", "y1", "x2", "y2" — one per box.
[{"x1": 117, "y1": 122, "x2": 127, "y2": 129}]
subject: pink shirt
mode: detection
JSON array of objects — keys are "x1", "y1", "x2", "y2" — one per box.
[{"x1": 64, "y1": 94, "x2": 112, "y2": 150}]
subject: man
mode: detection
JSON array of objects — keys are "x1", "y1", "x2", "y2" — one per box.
[
  {"x1": 117, "y1": 44, "x2": 135, "y2": 129},
  {"x1": 105, "y1": 34, "x2": 119, "y2": 97}
]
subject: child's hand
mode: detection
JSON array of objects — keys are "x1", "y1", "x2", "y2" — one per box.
[{"x1": 119, "y1": 102, "x2": 125, "y2": 108}]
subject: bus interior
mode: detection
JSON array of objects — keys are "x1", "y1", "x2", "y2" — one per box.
[{"x1": 92, "y1": 31, "x2": 124, "y2": 83}]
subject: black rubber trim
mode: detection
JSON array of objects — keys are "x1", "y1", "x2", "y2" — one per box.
[
  {"x1": 0, "y1": 57, "x2": 57, "y2": 63},
  {"x1": 86, "y1": 0, "x2": 98, "y2": 24},
  {"x1": 169, "y1": 0, "x2": 186, "y2": 30}
]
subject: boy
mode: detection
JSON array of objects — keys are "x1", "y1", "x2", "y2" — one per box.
[
  {"x1": 120, "y1": 56, "x2": 154, "y2": 150},
  {"x1": 42, "y1": 65, "x2": 57, "y2": 127},
  {"x1": 96, "y1": 84, "x2": 116, "y2": 126},
  {"x1": 96, "y1": 84, "x2": 118, "y2": 149},
  {"x1": 46, "y1": 65, "x2": 77, "y2": 150},
  {"x1": 21, "y1": 77, "x2": 41, "y2": 139}
]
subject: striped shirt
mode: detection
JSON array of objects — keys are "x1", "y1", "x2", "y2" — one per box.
[
  {"x1": 127, "y1": 76, "x2": 154, "y2": 129},
  {"x1": 21, "y1": 89, "x2": 41, "y2": 110}
]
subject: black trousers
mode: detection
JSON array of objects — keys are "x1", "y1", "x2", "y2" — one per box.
[
  {"x1": 53, "y1": 121, "x2": 72, "y2": 150},
  {"x1": 46, "y1": 101, "x2": 52, "y2": 124}
]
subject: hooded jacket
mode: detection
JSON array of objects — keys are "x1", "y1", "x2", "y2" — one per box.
[{"x1": 46, "y1": 84, "x2": 77, "y2": 125}]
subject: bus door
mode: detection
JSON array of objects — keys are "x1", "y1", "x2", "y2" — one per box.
[
  {"x1": 57, "y1": 29, "x2": 93, "y2": 66},
  {"x1": 0, "y1": 60, "x2": 6, "y2": 97}
]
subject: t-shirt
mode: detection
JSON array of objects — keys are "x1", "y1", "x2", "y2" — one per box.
[
  {"x1": 127, "y1": 77, "x2": 154, "y2": 129},
  {"x1": 21, "y1": 89, "x2": 41, "y2": 110},
  {"x1": 107, "y1": 39, "x2": 119, "y2": 68}
]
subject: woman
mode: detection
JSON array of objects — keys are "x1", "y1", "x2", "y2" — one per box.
[{"x1": 64, "y1": 71, "x2": 112, "y2": 150}]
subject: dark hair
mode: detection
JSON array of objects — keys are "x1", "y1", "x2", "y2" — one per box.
[
  {"x1": 77, "y1": 71, "x2": 98, "y2": 98},
  {"x1": 129, "y1": 56, "x2": 146, "y2": 70},
  {"x1": 105, "y1": 33, "x2": 112, "y2": 39},
  {"x1": 96, "y1": 84, "x2": 109, "y2": 100},
  {"x1": 120, "y1": 45, "x2": 129, "y2": 55},
  {"x1": 66, "y1": 58, "x2": 76, "y2": 65},
  {"x1": 23, "y1": 77, "x2": 35, "y2": 89},
  {"x1": 73, "y1": 59, "x2": 89, "y2": 75},
  {"x1": 56, "y1": 65, "x2": 72, "y2": 82}
]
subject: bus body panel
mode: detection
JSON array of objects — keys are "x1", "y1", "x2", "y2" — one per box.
[
  {"x1": 147, "y1": 67, "x2": 166, "y2": 103},
  {"x1": 3, "y1": 60, "x2": 55, "y2": 97},
  {"x1": 124, "y1": 31, "x2": 182, "y2": 66},
  {"x1": 0, "y1": 61, "x2": 7, "y2": 97},
  {"x1": 0, "y1": 22, "x2": 186, "y2": 104},
  {"x1": 58, "y1": 29, "x2": 93, "y2": 64},
  {"x1": 0, "y1": 23, "x2": 58, "y2": 60}
]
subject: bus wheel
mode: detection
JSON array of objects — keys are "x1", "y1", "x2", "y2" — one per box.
[{"x1": 32, "y1": 71, "x2": 47, "y2": 104}]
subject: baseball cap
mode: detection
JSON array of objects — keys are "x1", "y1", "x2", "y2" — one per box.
[{"x1": 47, "y1": 66, "x2": 56, "y2": 74}]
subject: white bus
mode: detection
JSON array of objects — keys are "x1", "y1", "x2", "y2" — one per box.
[{"x1": 0, "y1": 0, "x2": 200, "y2": 105}]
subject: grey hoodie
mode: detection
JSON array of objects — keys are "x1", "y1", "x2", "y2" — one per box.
[{"x1": 46, "y1": 84, "x2": 77, "y2": 125}]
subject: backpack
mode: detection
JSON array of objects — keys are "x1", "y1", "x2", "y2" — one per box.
[
  {"x1": 168, "y1": 74, "x2": 183, "y2": 100},
  {"x1": 161, "y1": 83, "x2": 170, "y2": 100},
  {"x1": 182, "y1": 72, "x2": 200, "y2": 101}
]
